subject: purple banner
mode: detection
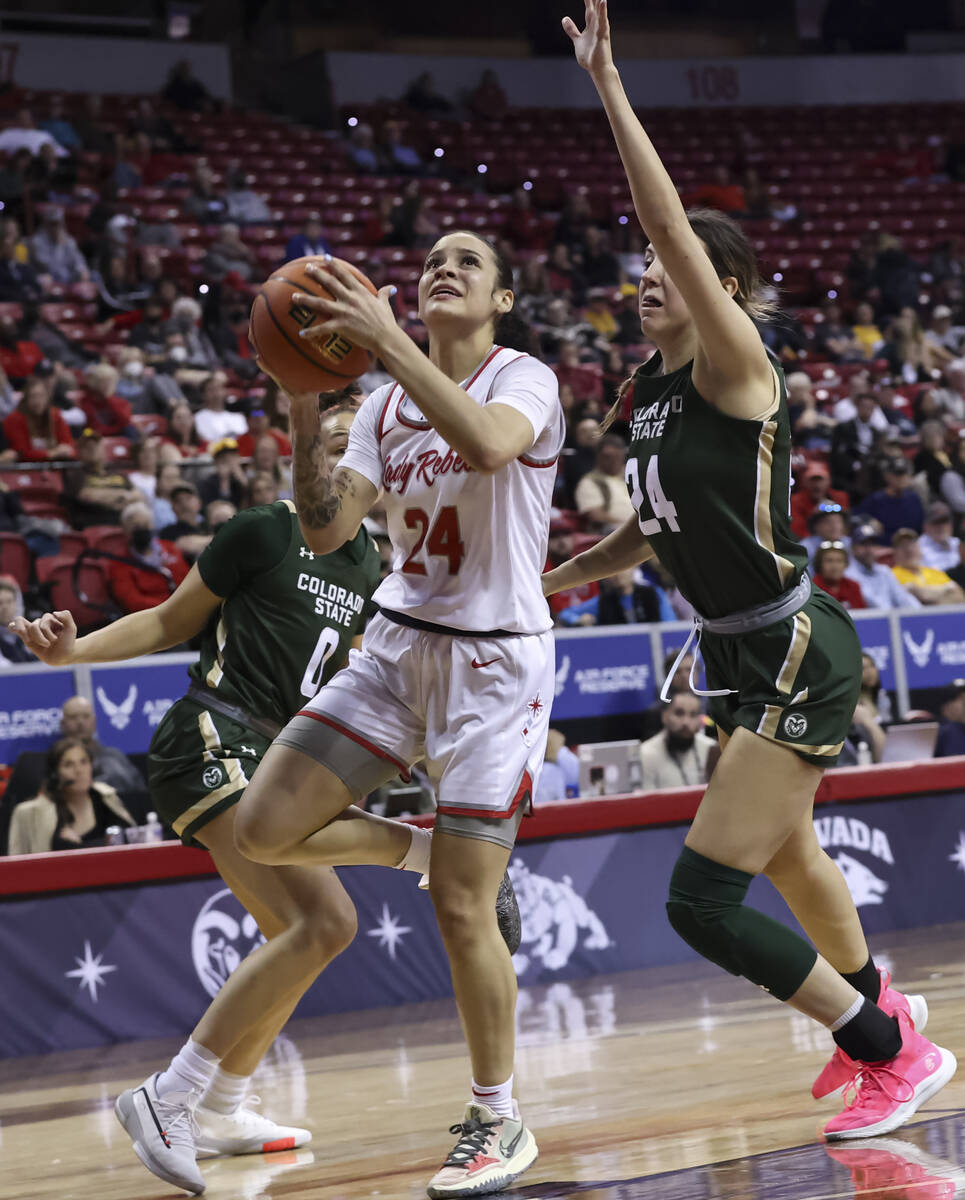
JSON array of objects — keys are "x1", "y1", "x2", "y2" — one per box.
[{"x1": 3, "y1": 788, "x2": 964, "y2": 1057}]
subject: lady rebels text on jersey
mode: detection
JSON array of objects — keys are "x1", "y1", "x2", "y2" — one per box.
[{"x1": 341, "y1": 346, "x2": 564, "y2": 635}]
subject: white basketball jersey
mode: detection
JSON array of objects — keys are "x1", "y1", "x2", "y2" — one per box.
[{"x1": 340, "y1": 346, "x2": 564, "y2": 635}]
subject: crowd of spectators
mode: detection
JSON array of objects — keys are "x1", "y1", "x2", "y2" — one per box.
[{"x1": 0, "y1": 66, "x2": 964, "y2": 803}]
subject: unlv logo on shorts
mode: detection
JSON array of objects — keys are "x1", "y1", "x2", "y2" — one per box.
[{"x1": 783, "y1": 712, "x2": 808, "y2": 738}]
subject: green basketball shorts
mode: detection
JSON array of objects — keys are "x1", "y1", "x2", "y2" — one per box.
[
  {"x1": 147, "y1": 697, "x2": 272, "y2": 848},
  {"x1": 701, "y1": 588, "x2": 862, "y2": 768}
]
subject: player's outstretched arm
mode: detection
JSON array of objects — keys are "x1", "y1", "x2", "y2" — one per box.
[
  {"x1": 8, "y1": 565, "x2": 221, "y2": 665},
  {"x1": 543, "y1": 515, "x2": 654, "y2": 596},
  {"x1": 290, "y1": 391, "x2": 377, "y2": 554},
  {"x1": 563, "y1": 0, "x2": 772, "y2": 414}
]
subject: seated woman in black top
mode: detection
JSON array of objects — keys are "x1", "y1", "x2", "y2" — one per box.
[{"x1": 7, "y1": 737, "x2": 134, "y2": 854}]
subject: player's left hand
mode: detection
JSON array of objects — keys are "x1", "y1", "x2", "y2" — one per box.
[
  {"x1": 294, "y1": 258, "x2": 399, "y2": 354},
  {"x1": 562, "y1": 0, "x2": 614, "y2": 76}
]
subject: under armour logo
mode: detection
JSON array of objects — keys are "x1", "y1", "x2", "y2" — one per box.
[{"x1": 299, "y1": 547, "x2": 315, "y2": 560}]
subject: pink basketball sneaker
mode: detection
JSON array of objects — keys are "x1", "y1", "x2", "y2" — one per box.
[
  {"x1": 812, "y1": 969, "x2": 928, "y2": 1100},
  {"x1": 823, "y1": 1012, "x2": 956, "y2": 1141}
]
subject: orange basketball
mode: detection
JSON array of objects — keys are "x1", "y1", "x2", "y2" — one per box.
[{"x1": 249, "y1": 255, "x2": 377, "y2": 394}]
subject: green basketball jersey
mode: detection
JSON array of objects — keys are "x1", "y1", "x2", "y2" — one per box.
[
  {"x1": 191, "y1": 501, "x2": 381, "y2": 726},
  {"x1": 626, "y1": 351, "x2": 808, "y2": 620}
]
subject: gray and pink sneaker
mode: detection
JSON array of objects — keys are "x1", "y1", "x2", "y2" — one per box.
[
  {"x1": 823, "y1": 1009, "x2": 957, "y2": 1140},
  {"x1": 812, "y1": 968, "x2": 928, "y2": 1100}
]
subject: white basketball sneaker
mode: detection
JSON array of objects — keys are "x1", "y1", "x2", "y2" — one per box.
[
  {"x1": 114, "y1": 1073, "x2": 205, "y2": 1195},
  {"x1": 426, "y1": 1100, "x2": 538, "y2": 1198},
  {"x1": 194, "y1": 1096, "x2": 312, "y2": 1157}
]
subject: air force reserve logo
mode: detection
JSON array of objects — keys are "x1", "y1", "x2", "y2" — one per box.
[
  {"x1": 783, "y1": 712, "x2": 808, "y2": 738},
  {"x1": 903, "y1": 628, "x2": 934, "y2": 669},
  {"x1": 96, "y1": 684, "x2": 137, "y2": 730}
]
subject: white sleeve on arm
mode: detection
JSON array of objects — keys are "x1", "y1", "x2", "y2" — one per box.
[
  {"x1": 338, "y1": 387, "x2": 387, "y2": 494},
  {"x1": 487, "y1": 355, "x2": 561, "y2": 448}
]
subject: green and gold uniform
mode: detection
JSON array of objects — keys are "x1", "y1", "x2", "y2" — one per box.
[
  {"x1": 148, "y1": 501, "x2": 381, "y2": 846},
  {"x1": 626, "y1": 351, "x2": 861, "y2": 766}
]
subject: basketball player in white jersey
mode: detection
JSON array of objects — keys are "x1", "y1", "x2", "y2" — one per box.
[{"x1": 236, "y1": 234, "x2": 563, "y2": 1197}]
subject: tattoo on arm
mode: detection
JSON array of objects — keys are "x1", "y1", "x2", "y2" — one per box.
[{"x1": 292, "y1": 431, "x2": 354, "y2": 529}]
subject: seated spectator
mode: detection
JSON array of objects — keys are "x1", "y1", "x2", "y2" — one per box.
[
  {"x1": 7, "y1": 737, "x2": 134, "y2": 855},
  {"x1": 30, "y1": 206, "x2": 89, "y2": 284},
  {"x1": 202, "y1": 222, "x2": 255, "y2": 283},
  {"x1": 183, "y1": 162, "x2": 228, "y2": 224},
  {"x1": 860, "y1": 650, "x2": 894, "y2": 725},
  {"x1": 845, "y1": 524, "x2": 920, "y2": 609},
  {"x1": 236, "y1": 407, "x2": 291, "y2": 458},
  {"x1": 557, "y1": 566, "x2": 661, "y2": 626},
  {"x1": 64, "y1": 428, "x2": 139, "y2": 527},
  {"x1": 379, "y1": 120, "x2": 423, "y2": 176},
  {"x1": 544, "y1": 514, "x2": 598, "y2": 615},
  {"x1": 388, "y1": 180, "x2": 439, "y2": 249},
  {"x1": 934, "y1": 680, "x2": 965, "y2": 758},
  {"x1": 925, "y1": 305, "x2": 965, "y2": 361},
  {"x1": 812, "y1": 542, "x2": 866, "y2": 609},
  {"x1": 874, "y1": 379, "x2": 917, "y2": 440},
  {"x1": 919, "y1": 502, "x2": 960, "y2": 572},
  {"x1": 0, "y1": 107, "x2": 69, "y2": 158},
  {"x1": 40, "y1": 97, "x2": 81, "y2": 153},
  {"x1": 940, "y1": 434, "x2": 965, "y2": 516},
  {"x1": 787, "y1": 374, "x2": 835, "y2": 452},
  {"x1": 574, "y1": 436, "x2": 635, "y2": 532},
  {"x1": 129, "y1": 295, "x2": 170, "y2": 361},
  {"x1": 639, "y1": 692, "x2": 717, "y2": 790},
  {"x1": 929, "y1": 361, "x2": 965, "y2": 423},
  {"x1": 546, "y1": 243, "x2": 586, "y2": 301},
  {"x1": 167, "y1": 297, "x2": 219, "y2": 371},
  {"x1": 199, "y1": 438, "x2": 248, "y2": 509},
  {"x1": 94, "y1": 251, "x2": 151, "y2": 320},
  {"x1": 224, "y1": 169, "x2": 271, "y2": 225},
  {"x1": 688, "y1": 166, "x2": 746, "y2": 215},
  {"x1": 247, "y1": 471, "x2": 279, "y2": 508},
  {"x1": 152, "y1": 460, "x2": 183, "y2": 529},
  {"x1": 468, "y1": 69, "x2": 508, "y2": 121},
  {"x1": 640, "y1": 652, "x2": 697, "y2": 741},
  {"x1": 206, "y1": 498, "x2": 237, "y2": 535},
  {"x1": 881, "y1": 307, "x2": 935, "y2": 384},
  {"x1": 402, "y1": 71, "x2": 452, "y2": 115},
  {"x1": 831, "y1": 385, "x2": 889, "y2": 431},
  {"x1": 580, "y1": 228, "x2": 621, "y2": 289},
  {"x1": 210, "y1": 300, "x2": 259, "y2": 380},
  {"x1": 248, "y1": 432, "x2": 292, "y2": 497},
  {"x1": 538, "y1": 295, "x2": 595, "y2": 359},
  {"x1": 915, "y1": 420, "x2": 953, "y2": 496},
  {"x1": 855, "y1": 456, "x2": 924, "y2": 542},
  {"x1": 0, "y1": 578, "x2": 34, "y2": 666},
  {"x1": 0, "y1": 314, "x2": 44, "y2": 382},
  {"x1": 583, "y1": 289, "x2": 619, "y2": 342},
  {"x1": 79, "y1": 362, "x2": 135, "y2": 438},
  {"x1": 535, "y1": 729, "x2": 579, "y2": 804},
  {"x1": 839, "y1": 692, "x2": 887, "y2": 766},
  {"x1": 949, "y1": 535, "x2": 965, "y2": 592},
  {"x1": 0, "y1": 225, "x2": 44, "y2": 302},
  {"x1": 161, "y1": 59, "x2": 213, "y2": 112},
  {"x1": 503, "y1": 189, "x2": 545, "y2": 253},
  {"x1": 560, "y1": 416, "x2": 602, "y2": 505},
  {"x1": 814, "y1": 301, "x2": 864, "y2": 362},
  {"x1": 194, "y1": 373, "x2": 248, "y2": 445},
  {"x1": 790, "y1": 462, "x2": 850, "y2": 538},
  {"x1": 554, "y1": 340, "x2": 603, "y2": 408},
  {"x1": 128, "y1": 437, "x2": 161, "y2": 501},
  {"x1": 890, "y1": 527, "x2": 965, "y2": 605},
  {"x1": 802, "y1": 503, "x2": 851, "y2": 565},
  {"x1": 163, "y1": 402, "x2": 204, "y2": 458},
  {"x1": 285, "y1": 213, "x2": 330, "y2": 262},
  {"x1": 160, "y1": 482, "x2": 211, "y2": 560},
  {"x1": 347, "y1": 124, "x2": 381, "y2": 174},
  {"x1": 3, "y1": 375, "x2": 74, "y2": 461},
  {"x1": 851, "y1": 302, "x2": 884, "y2": 361},
  {"x1": 108, "y1": 500, "x2": 188, "y2": 613}
]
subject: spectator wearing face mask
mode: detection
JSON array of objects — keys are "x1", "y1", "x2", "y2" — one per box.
[
  {"x1": 166, "y1": 297, "x2": 218, "y2": 370},
  {"x1": 108, "y1": 501, "x2": 189, "y2": 614},
  {"x1": 639, "y1": 691, "x2": 717, "y2": 790}
]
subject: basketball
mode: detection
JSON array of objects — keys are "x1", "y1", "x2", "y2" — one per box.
[{"x1": 248, "y1": 255, "x2": 378, "y2": 394}]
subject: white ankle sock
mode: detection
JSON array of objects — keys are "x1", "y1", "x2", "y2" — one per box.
[
  {"x1": 202, "y1": 1067, "x2": 250, "y2": 1115},
  {"x1": 829, "y1": 995, "x2": 865, "y2": 1032},
  {"x1": 471, "y1": 1075, "x2": 514, "y2": 1119},
  {"x1": 156, "y1": 1039, "x2": 221, "y2": 1099},
  {"x1": 396, "y1": 826, "x2": 432, "y2": 876}
]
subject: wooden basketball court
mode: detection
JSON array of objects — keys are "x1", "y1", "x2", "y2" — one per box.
[{"x1": 3, "y1": 921, "x2": 964, "y2": 1200}]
